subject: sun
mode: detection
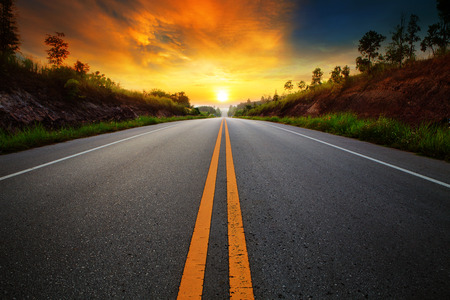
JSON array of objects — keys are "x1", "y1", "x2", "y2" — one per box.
[{"x1": 217, "y1": 90, "x2": 229, "y2": 102}]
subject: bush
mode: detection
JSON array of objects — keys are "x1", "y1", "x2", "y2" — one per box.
[
  {"x1": 43, "y1": 66, "x2": 78, "y2": 86},
  {"x1": 64, "y1": 78, "x2": 81, "y2": 99}
]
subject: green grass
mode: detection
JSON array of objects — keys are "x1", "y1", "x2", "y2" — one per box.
[
  {"x1": 0, "y1": 115, "x2": 210, "y2": 154},
  {"x1": 239, "y1": 113, "x2": 450, "y2": 162}
]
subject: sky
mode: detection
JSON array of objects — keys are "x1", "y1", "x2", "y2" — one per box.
[{"x1": 16, "y1": 0, "x2": 439, "y2": 106}]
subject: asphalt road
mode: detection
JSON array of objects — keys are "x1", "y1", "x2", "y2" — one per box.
[{"x1": 1, "y1": 118, "x2": 449, "y2": 299}]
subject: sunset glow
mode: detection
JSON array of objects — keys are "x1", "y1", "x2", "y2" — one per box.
[
  {"x1": 16, "y1": 0, "x2": 438, "y2": 106},
  {"x1": 217, "y1": 90, "x2": 229, "y2": 102}
]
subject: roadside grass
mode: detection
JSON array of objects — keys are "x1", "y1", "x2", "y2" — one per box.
[
  {"x1": 0, "y1": 115, "x2": 210, "y2": 154},
  {"x1": 239, "y1": 113, "x2": 450, "y2": 162}
]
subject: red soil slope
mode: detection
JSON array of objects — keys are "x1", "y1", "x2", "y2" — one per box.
[{"x1": 273, "y1": 55, "x2": 450, "y2": 126}]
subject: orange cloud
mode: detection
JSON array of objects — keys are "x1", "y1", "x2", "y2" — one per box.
[{"x1": 21, "y1": 0, "x2": 351, "y2": 105}]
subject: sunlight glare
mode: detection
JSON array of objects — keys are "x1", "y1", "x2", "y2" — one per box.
[{"x1": 217, "y1": 90, "x2": 229, "y2": 102}]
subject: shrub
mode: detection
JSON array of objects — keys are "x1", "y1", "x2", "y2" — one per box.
[{"x1": 64, "y1": 78, "x2": 81, "y2": 99}]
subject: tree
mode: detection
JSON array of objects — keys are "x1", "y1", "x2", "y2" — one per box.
[
  {"x1": 386, "y1": 15, "x2": 409, "y2": 67},
  {"x1": 356, "y1": 56, "x2": 370, "y2": 73},
  {"x1": 74, "y1": 60, "x2": 90, "y2": 75},
  {"x1": 284, "y1": 80, "x2": 293, "y2": 92},
  {"x1": 330, "y1": 66, "x2": 343, "y2": 83},
  {"x1": 421, "y1": 1, "x2": 449, "y2": 56},
  {"x1": 197, "y1": 105, "x2": 221, "y2": 116},
  {"x1": 171, "y1": 91, "x2": 190, "y2": 107},
  {"x1": 273, "y1": 90, "x2": 279, "y2": 101},
  {"x1": 297, "y1": 80, "x2": 306, "y2": 90},
  {"x1": 311, "y1": 67, "x2": 323, "y2": 86},
  {"x1": 358, "y1": 30, "x2": 386, "y2": 70},
  {"x1": 421, "y1": 23, "x2": 441, "y2": 55},
  {"x1": 228, "y1": 105, "x2": 236, "y2": 117},
  {"x1": 406, "y1": 14, "x2": 421, "y2": 61},
  {"x1": 437, "y1": 0, "x2": 450, "y2": 24},
  {"x1": 437, "y1": 0, "x2": 449, "y2": 53},
  {"x1": 0, "y1": 0, "x2": 20, "y2": 57},
  {"x1": 342, "y1": 65, "x2": 350, "y2": 78},
  {"x1": 45, "y1": 32, "x2": 70, "y2": 66}
]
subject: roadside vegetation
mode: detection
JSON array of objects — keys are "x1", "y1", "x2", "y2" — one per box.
[
  {"x1": 196, "y1": 106, "x2": 222, "y2": 117},
  {"x1": 228, "y1": 0, "x2": 449, "y2": 161},
  {"x1": 0, "y1": 115, "x2": 211, "y2": 154},
  {"x1": 0, "y1": 0, "x2": 215, "y2": 153},
  {"x1": 242, "y1": 114, "x2": 450, "y2": 162},
  {"x1": 1, "y1": 37, "x2": 195, "y2": 117},
  {"x1": 229, "y1": 0, "x2": 449, "y2": 118}
]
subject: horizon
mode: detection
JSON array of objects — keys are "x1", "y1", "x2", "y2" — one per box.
[{"x1": 17, "y1": 0, "x2": 439, "y2": 106}]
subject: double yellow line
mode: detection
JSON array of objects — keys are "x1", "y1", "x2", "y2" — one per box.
[{"x1": 177, "y1": 119, "x2": 254, "y2": 299}]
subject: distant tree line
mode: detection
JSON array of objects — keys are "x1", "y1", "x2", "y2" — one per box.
[{"x1": 196, "y1": 106, "x2": 221, "y2": 117}]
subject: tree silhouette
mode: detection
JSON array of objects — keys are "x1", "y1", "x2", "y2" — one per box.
[
  {"x1": 421, "y1": 24, "x2": 441, "y2": 55},
  {"x1": 406, "y1": 14, "x2": 421, "y2": 61},
  {"x1": 171, "y1": 91, "x2": 190, "y2": 107},
  {"x1": 284, "y1": 80, "x2": 293, "y2": 92},
  {"x1": 0, "y1": 0, "x2": 20, "y2": 58},
  {"x1": 45, "y1": 32, "x2": 70, "y2": 66},
  {"x1": 386, "y1": 15, "x2": 409, "y2": 67},
  {"x1": 311, "y1": 68, "x2": 323, "y2": 86},
  {"x1": 330, "y1": 66, "x2": 343, "y2": 83},
  {"x1": 342, "y1": 65, "x2": 350, "y2": 78},
  {"x1": 273, "y1": 90, "x2": 279, "y2": 101},
  {"x1": 74, "y1": 60, "x2": 90, "y2": 75},
  {"x1": 358, "y1": 30, "x2": 386, "y2": 70},
  {"x1": 420, "y1": 0, "x2": 449, "y2": 57},
  {"x1": 436, "y1": 0, "x2": 449, "y2": 53},
  {"x1": 297, "y1": 80, "x2": 306, "y2": 90},
  {"x1": 356, "y1": 57, "x2": 370, "y2": 73}
]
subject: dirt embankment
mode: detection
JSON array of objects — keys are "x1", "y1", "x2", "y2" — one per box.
[
  {"x1": 261, "y1": 55, "x2": 450, "y2": 126},
  {"x1": 0, "y1": 89, "x2": 178, "y2": 132},
  {"x1": 0, "y1": 67, "x2": 184, "y2": 132}
]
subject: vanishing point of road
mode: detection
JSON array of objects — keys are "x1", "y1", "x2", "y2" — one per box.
[{"x1": 1, "y1": 118, "x2": 449, "y2": 299}]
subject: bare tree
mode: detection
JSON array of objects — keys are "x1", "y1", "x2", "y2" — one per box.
[
  {"x1": 406, "y1": 14, "x2": 421, "y2": 61},
  {"x1": 386, "y1": 15, "x2": 409, "y2": 67}
]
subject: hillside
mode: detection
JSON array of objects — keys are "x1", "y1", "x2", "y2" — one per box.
[
  {"x1": 0, "y1": 61, "x2": 191, "y2": 133},
  {"x1": 242, "y1": 55, "x2": 450, "y2": 126}
]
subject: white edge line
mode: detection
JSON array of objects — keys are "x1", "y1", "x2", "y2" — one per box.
[
  {"x1": 0, "y1": 124, "x2": 178, "y2": 182},
  {"x1": 266, "y1": 123, "x2": 450, "y2": 189}
]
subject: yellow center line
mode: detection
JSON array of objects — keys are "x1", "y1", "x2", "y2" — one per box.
[
  {"x1": 177, "y1": 119, "x2": 223, "y2": 299},
  {"x1": 225, "y1": 119, "x2": 254, "y2": 299}
]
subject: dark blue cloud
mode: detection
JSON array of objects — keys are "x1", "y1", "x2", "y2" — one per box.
[{"x1": 92, "y1": 0, "x2": 132, "y2": 24}]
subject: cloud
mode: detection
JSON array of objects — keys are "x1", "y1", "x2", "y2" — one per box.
[{"x1": 17, "y1": 0, "x2": 306, "y2": 103}]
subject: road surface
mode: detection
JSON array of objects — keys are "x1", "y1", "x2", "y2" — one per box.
[{"x1": 1, "y1": 118, "x2": 449, "y2": 299}]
